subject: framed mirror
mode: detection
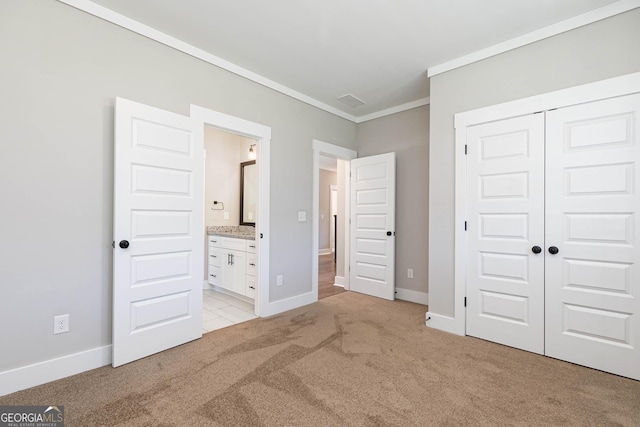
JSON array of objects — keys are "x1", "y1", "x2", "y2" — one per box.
[{"x1": 240, "y1": 160, "x2": 257, "y2": 225}]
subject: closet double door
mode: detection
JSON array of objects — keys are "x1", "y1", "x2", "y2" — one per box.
[{"x1": 466, "y1": 93, "x2": 640, "y2": 380}]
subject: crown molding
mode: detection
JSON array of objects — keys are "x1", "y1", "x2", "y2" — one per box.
[
  {"x1": 355, "y1": 98, "x2": 431, "y2": 123},
  {"x1": 428, "y1": 0, "x2": 640, "y2": 77},
  {"x1": 57, "y1": 0, "x2": 360, "y2": 122}
]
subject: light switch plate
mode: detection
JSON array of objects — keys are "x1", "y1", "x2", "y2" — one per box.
[
  {"x1": 298, "y1": 211, "x2": 306, "y2": 222},
  {"x1": 223, "y1": 211, "x2": 230, "y2": 220}
]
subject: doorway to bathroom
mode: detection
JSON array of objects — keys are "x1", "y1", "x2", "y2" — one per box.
[{"x1": 202, "y1": 127, "x2": 259, "y2": 333}]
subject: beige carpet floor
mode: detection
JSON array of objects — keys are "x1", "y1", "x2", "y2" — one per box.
[{"x1": 1, "y1": 292, "x2": 639, "y2": 426}]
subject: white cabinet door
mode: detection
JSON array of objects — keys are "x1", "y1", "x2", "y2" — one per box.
[
  {"x1": 545, "y1": 94, "x2": 640, "y2": 380},
  {"x1": 465, "y1": 114, "x2": 546, "y2": 354},
  {"x1": 350, "y1": 153, "x2": 396, "y2": 300},
  {"x1": 113, "y1": 98, "x2": 204, "y2": 367},
  {"x1": 224, "y1": 249, "x2": 247, "y2": 295}
]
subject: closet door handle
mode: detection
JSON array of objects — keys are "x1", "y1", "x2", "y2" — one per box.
[
  {"x1": 548, "y1": 246, "x2": 559, "y2": 255},
  {"x1": 230, "y1": 254, "x2": 234, "y2": 265},
  {"x1": 531, "y1": 246, "x2": 542, "y2": 254}
]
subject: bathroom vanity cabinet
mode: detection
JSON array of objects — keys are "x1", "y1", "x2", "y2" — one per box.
[{"x1": 208, "y1": 235, "x2": 256, "y2": 300}]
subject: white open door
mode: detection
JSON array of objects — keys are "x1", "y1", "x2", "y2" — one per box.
[
  {"x1": 113, "y1": 98, "x2": 204, "y2": 367},
  {"x1": 350, "y1": 152, "x2": 395, "y2": 300}
]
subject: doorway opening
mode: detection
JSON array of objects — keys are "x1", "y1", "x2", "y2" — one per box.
[
  {"x1": 312, "y1": 140, "x2": 357, "y2": 301},
  {"x1": 317, "y1": 155, "x2": 346, "y2": 300},
  {"x1": 202, "y1": 126, "x2": 259, "y2": 333}
]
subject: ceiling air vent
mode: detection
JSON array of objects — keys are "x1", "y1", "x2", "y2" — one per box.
[{"x1": 337, "y1": 94, "x2": 366, "y2": 108}]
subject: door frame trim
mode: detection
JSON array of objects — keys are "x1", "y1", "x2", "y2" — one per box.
[
  {"x1": 312, "y1": 140, "x2": 357, "y2": 299},
  {"x1": 190, "y1": 105, "x2": 271, "y2": 317},
  {"x1": 426, "y1": 71, "x2": 640, "y2": 336}
]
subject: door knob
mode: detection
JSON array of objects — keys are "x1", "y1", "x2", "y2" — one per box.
[
  {"x1": 386, "y1": 231, "x2": 392, "y2": 236},
  {"x1": 531, "y1": 246, "x2": 542, "y2": 254},
  {"x1": 119, "y1": 240, "x2": 129, "y2": 249},
  {"x1": 548, "y1": 246, "x2": 559, "y2": 255}
]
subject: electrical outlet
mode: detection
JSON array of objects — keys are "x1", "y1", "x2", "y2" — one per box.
[
  {"x1": 297, "y1": 211, "x2": 306, "y2": 222},
  {"x1": 407, "y1": 268, "x2": 414, "y2": 279},
  {"x1": 276, "y1": 275, "x2": 283, "y2": 286},
  {"x1": 53, "y1": 314, "x2": 69, "y2": 334},
  {"x1": 223, "y1": 211, "x2": 229, "y2": 220}
]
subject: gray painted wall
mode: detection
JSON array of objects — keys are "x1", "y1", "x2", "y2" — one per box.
[
  {"x1": 428, "y1": 9, "x2": 640, "y2": 317},
  {"x1": 0, "y1": 1, "x2": 356, "y2": 372},
  {"x1": 356, "y1": 105, "x2": 430, "y2": 295}
]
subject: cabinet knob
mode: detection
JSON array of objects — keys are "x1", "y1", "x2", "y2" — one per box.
[
  {"x1": 209, "y1": 274, "x2": 216, "y2": 278},
  {"x1": 249, "y1": 263, "x2": 256, "y2": 266},
  {"x1": 531, "y1": 246, "x2": 542, "y2": 254},
  {"x1": 119, "y1": 240, "x2": 129, "y2": 249},
  {"x1": 249, "y1": 286, "x2": 255, "y2": 289},
  {"x1": 548, "y1": 246, "x2": 559, "y2": 255}
]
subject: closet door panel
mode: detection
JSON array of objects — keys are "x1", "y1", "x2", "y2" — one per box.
[
  {"x1": 545, "y1": 93, "x2": 640, "y2": 381},
  {"x1": 466, "y1": 114, "x2": 545, "y2": 354}
]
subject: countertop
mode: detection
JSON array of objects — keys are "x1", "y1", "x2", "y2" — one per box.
[{"x1": 207, "y1": 225, "x2": 256, "y2": 240}]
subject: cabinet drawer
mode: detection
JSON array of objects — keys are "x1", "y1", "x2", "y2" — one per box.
[
  {"x1": 208, "y1": 236, "x2": 223, "y2": 248},
  {"x1": 208, "y1": 248, "x2": 223, "y2": 267},
  {"x1": 246, "y1": 240, "x2": 257, "y2": 253},
  {"x1": 246, "y1": 254, "x2": 257, "y2": 276},
  {"x1": 246, "y1": 275, "x2": 256, "y2": 299},
  {"x1": 208, "y1": 265, "x2": 221, "y2": 286}
]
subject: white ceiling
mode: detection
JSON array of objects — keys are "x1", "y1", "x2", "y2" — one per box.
[{"x1": 83, "y1": 0, "x2": 621, "y2": 120}]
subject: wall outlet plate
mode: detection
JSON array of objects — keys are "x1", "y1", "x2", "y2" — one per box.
[
  {"x1": 224, "y1": 211, "x2": 230, "y2": 220},
  {"x1": 298, "y1": 211, "x2": 306, "y2": 222},
  {"x1": 54, "y1": 314, "x2": 69, "y2": 334},
  {"x1": 276, "y1": 275, "x2": 283, "y2": 286},
  {"x1": 407, "y1": 269, "x2": 414, "y2": 279}
]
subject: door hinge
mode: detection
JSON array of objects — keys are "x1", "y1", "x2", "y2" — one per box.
[
  {"x1": 464, "y1": 221, "x2": 467, "y2": 231},
  {"x1": 464, "y1": 297, "x2": 467, "y2": 307},
  {"x1": 464, "y1": 144, "x2": 468, "y2": 155},
  {"x1": 112, "y1": 241, "x2": 115, "y2": 248},
  {"x1": 260, "y1": 233, "x2": 263, "y2": 238}
]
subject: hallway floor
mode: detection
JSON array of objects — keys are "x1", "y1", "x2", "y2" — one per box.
[{"x1": 318, "y1": 253, "x2": 346, "y2": 300}]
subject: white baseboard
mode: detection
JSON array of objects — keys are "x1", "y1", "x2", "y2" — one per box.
[
  {"x1": 334, "y1": 275, "x2": 345, "y2": 287},
  {"x1": 425, "y1": 312, "x2": 465, "y2": 336},
  {"x1": 0, "y1": 345, "x2": 112, "y2": 397},
  {"x1": 319, "y1": 248, "x2": 331, "y2": 255},
  {"x1": 208, "y1": 284, "x2": 254, "y2": 304},
  {"x1": 260, "y1": 291, "x2": 317, "y2": 317},
  {"x1": 395, "y1": 288, "x2": 429, "y2": 305}
]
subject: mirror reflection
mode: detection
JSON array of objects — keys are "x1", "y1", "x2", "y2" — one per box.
[{"x1": 240, "y1": 160, "x2": 257, "y2": 225}]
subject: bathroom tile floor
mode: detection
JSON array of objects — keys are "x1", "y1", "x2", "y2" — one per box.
[{"x1": 202, "y1": 288, "x2": 257, "y2": 333}]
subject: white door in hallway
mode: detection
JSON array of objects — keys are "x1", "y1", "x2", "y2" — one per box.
[
  {"x1": 545, "y1": 94, "x2": 640, "y2": 380},
  {"x1": 350, "y1": 152, "x2": 396, "y2": 300},
  {"x1": 465, "y1": 114, "x2": 546, "y2": 354},
  {"x1": 113, "y1": 98, "x2": 204, "y2": 367}
]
